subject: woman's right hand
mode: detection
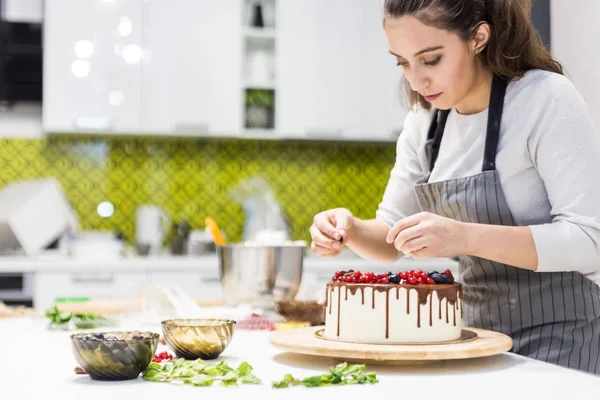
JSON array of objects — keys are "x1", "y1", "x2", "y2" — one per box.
[{"x1": 310, "y1": 208, "x2": 354, "y2": 257}]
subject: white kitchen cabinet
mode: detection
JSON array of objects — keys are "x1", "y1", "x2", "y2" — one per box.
[
  {"x1": 33, "y1": 271, "x2": 147, "y2": 312},
  {"x1": 43, "y1": 0, "x2": 143, "y2": 134},
  {"x1": 359, "y1": 0, "x2": 408, "y2": 141},
  {"x1": 275, "y1": 0, "x2": 363, "y2": 140},
  {"x1": 141, "y1": 0, "x2": 243, "y2": 136}
]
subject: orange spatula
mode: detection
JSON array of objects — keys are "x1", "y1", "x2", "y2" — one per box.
[{"x1": 205, "y1": 217, "x2": 226, "y2": 246}]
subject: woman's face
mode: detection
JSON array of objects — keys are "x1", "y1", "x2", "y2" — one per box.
[{"x1": 384, "y1": 16, "x2": 481, "y2": 111}]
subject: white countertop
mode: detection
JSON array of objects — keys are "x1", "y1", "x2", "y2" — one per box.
[
  {"x1": 3, "y1": 316, "x2": 600, "y2": 399},
  {"x1": 0, "y1": 251, "x2": 459, "y2": 274}
]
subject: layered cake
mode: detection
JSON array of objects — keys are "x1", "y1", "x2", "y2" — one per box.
[{"x1": 324, "y1": 269, "x2": 462, "y2": 344}]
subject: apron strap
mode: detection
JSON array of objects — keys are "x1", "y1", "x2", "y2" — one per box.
[
  {"x1": 425, "y1": 75, "x2": 509, "y2": 173},
  {"x1": 428, "y1": 109, "x2": 450, "y2": 172},
  {"x1": 482, "y1": 76, "x2": 509, "y2": 171}
]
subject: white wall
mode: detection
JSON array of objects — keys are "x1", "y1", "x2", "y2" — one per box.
[{"x1": 551, "y1": 0, "x2": 600, "y2": 131}]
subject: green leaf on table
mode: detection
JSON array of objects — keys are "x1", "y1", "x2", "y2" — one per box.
[
  {"x1": 272, "y1": 363, "x2": 378, "y2": 389},
  {"x1": 365, "y1": 373, "x2": 378, "y2": 384},
  {"x1": 240, "y1": 374, "x2": 261, "y2": 385},
  {"x1": 221, "y1": 379, "x2": 239, "y2": 387},
  {"x1": 185, "y1": 375, "x2": 214, "y2": 387},
  {"x1": 236, "y1": 361, "x2": 253, "y2": 377},
  {"x1": 301, "y1": 375, "x2": 324, "y2": 387},
  {"x1": 142, "y1": 359, "x2": 262, "y2": 387}
]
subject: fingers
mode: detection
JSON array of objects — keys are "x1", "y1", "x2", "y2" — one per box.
[
  {"x1": 393, "y1": 224, "x2": 423, "y2": 252},
  {"x1": 386, "y1": 214, "x2": 421, "y2": 244},
  {"x1": 399, "y1": 236, "x2": 428, "y2": 255},
  {"x1": 313, "y1": 213, "x2": 340, "y2": 242},
  {"x1": 332, "y1": 209, "x2": 353, "y2": 242},
  {"x1": 310, "y1": 224, "x2": 343, "y2": 253},
  {"x1": 310, "y1": 241, "x2": 340, "y2": 257}
]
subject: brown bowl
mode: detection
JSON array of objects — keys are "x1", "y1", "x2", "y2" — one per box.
[
  {"x1": 276, "y1": 300, "x2": 325, "y2": 326},
  {"x1": 70, "y1": 331, "x2": 159, "y2": 381},
  {"x1": 161, "y1": 318, "x2": 235, "y2": 360}
]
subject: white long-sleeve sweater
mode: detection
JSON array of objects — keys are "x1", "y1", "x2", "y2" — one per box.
[{"x1": 376, "y1": 69, "x2": 600, "y2": 285}]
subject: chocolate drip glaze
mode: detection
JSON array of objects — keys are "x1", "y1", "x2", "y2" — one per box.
[
  {"x1": 372, "y1": 287, "x2": 375, "y2": 309},
  {"x1": 328, "y1": 282, "x2": 462, "y2": 339},
  {"x1": 429, "y1": 292, "x2": 433, "y2": 327},
  {"x1": 336, "y1": 285, "x2": 341, "y2": 336},
  {"x1": 385, "y1": 289, "x2": 390, "y2": 338},
  {"x1": 328, "y1": 284, "x2": 333, "y2": 314}
]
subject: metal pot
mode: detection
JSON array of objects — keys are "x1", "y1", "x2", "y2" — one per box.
[{"x1": 217, "y1": 241, "x2": 306, "y2": 310}]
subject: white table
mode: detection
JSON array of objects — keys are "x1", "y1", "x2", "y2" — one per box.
[{"x1": 3, "y1": 317, "x2": 599, "y2": 400}]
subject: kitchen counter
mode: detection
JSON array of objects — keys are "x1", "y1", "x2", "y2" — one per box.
[
  {"x1": 2, "y1": 316, "x2": 599, "y2": 399},
  {"x1": 0, "y1": 251, "x2": 459, "y2": 274}
]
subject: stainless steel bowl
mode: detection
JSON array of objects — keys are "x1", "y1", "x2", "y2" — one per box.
[{"x1": 217, "y1": 241, "x2": 306, "y2": 309}]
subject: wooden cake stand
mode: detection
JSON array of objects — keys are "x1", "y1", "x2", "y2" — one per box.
[{"x1": 268, "y1": 326, "x2": 513, "y2": 365}]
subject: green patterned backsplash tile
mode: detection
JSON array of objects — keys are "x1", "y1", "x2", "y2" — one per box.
[{"x1": 0, "y1": 136, "x2": 396, "y2": 244}]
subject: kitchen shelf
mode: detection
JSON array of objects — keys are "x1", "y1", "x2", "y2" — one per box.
[
  {"x1": 243, "y1": 27, "x2": 276, "y2": 39},
  {"x1": 242, "y1": 79, "x2": 276, "y2": 90}
]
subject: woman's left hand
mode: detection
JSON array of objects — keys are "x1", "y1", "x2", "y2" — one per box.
[{"x1": 385, "y1": 212, "x2": 470, "y2": 258}]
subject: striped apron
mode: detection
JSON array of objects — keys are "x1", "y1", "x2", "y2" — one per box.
[{"x1": 413, "y1": 76, "x2": 600, "y2": 375}]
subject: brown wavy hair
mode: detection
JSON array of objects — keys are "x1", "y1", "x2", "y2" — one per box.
[{"x1": 384, "y1": 0, "x2": 564, "y2": 110}]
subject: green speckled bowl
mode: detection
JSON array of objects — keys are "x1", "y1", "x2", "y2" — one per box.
[
  {"x1": 70, "y1": 331, "x2": 159, "y2": 381},
  {"x1": 161, "y1": 319, "x2": 235, "y2": 360}
]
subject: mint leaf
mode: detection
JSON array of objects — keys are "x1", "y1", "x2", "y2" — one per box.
[
  {"x1": 366, "y1": 373, "x2": 378, "y2": 384},
  {"x1": 272, "y1": 380, "x2": 290, "y2": 389},
  {"x1": 185, "y1": 375, "x2": 214, "y2": 387},
  {"x1": 272, "y1": 373, "x2": 298, "y2": 388},
  {"x1": 236, "y1": 361, "x2": 253, "y2": 377},
  {"x1": 273, "y1": 363, "x2": 377, "y2": 389},
  {"x1": 143, "y1": 359, "x2": 261, "y2": 387},
  {"x1": 333, "y1": 362, "x2": 348, "y2": 375},
  {"x1": 301, "y1": 376, "x2": 323, "y2": 387},
  {"x1": 240, "y1": 374, "x2": 261, "y2": 385},
  {"x1": 343, "y1": 363, "x2": 365, "y2": 375}
]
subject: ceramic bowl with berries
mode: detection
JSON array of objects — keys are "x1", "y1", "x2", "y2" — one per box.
[
  {"x1": 331, "y1": 269, "x2": 455, "y2": 285},
  {"x1": 70, "y1": 331, "x2": 159, "y2": 381}
]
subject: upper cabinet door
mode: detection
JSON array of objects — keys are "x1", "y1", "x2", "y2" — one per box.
[
  {"x1": 276, "y1": 0, "x2": 363, "y2": 140},
  {"x1": 43, "y1": 0, "x2": 142, "y2": 133},
  {"x1": 141, "y1": 0, "x2": 243, "y2": 136},
  {"x1": 359, "y1": 0, "x2": 408, "y2": 142}
]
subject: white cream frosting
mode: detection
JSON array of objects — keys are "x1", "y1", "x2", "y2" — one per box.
[{"x1": 323, "y1": 283, "x2": 462, "y2": 344}]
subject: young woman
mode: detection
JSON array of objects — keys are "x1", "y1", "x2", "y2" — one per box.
[{"x1": 310, "y1": 0, "x2": 600, "y2": 375}]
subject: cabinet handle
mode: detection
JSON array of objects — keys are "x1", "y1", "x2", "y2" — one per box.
[
  {"x1": 199, "y1": 277, "x2": 220, "y2": 284},
  {"x1": 71, "y1": 274, "x2": 114, "y2": 284},
  {"x1": 173, "y1": 122, "x2": 210, "y2": 134},
  {"x1": 73, "y1": 116, "x2": 112, "y2": 131},
  {"x1": 304, "y1": 128, "x2": 343, "y2": 138}
]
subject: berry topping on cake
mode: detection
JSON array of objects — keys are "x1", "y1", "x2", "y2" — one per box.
[{"x1": 331, "y1": 268, "x2": 454, "y2": 285}]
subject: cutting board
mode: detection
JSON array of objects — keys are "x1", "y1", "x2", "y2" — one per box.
[{"x1": 269, "y1": 325, "x2": 513, "y2": 365}]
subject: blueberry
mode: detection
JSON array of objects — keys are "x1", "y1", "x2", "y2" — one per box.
[
  {"x1": 387, "y1": 271, "x2": 394, "y2": 276},
  {"x1": 427, "y1": 270, "x2": 439, "y2": 278},
  {"x1": 105, "y1": 336, "x2": 118, "y2": 341},
  {"x1": 132, "y1": 334, "x2": 144, "y2": 340},
  {"x1": 430, "y1": 273, "x2": 445, "y2": 284},
  {"x1": 389, "y1": 274, "x2": 401, "y2": 284},
  {"x1": 92, "y1": 333, "x2": 104, "y2": 340},
  {"x1": 439, "y1": 274, "x2": 452, "y2": 284}
]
